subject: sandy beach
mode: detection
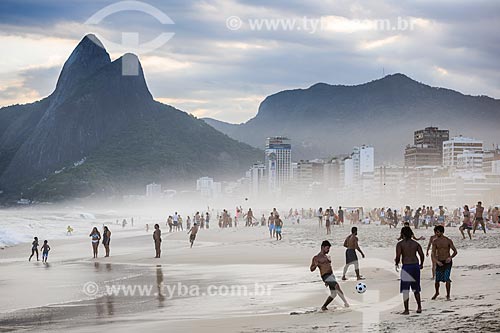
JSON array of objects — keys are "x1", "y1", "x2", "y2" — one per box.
[{"x1": 1, "y1": 210, "x2": 499, "y2": 333}]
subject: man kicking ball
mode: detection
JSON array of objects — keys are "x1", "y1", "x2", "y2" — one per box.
[{"x1": 310, "y1": 240, "x2": 349, "y2": 311}]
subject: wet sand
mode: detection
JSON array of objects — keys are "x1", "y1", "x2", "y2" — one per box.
[{"x1": 1, "y1": 219, "x2": 499, "y2": 332}]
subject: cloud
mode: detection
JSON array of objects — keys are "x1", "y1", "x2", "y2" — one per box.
[{"x1": 0, "y1": 0, "x2": 499, "y2": 123}]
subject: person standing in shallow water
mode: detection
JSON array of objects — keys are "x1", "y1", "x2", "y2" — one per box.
[
  {"x1": 153, "y1": 224, "x2": 162, "y2": 258},
  {"x1": 29, "y1": 237, "x2": 39, "y2": 261},
  {"x1": 89, "y1": 227, "x2": 101, "y2": 259},
  {"x1": 102, "y1": 226, "x2": 111, "y2": 257}
]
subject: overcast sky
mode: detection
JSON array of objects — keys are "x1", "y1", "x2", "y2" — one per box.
[{"x1": 0, "y1": 0, "x2": 499, "y2": 123}]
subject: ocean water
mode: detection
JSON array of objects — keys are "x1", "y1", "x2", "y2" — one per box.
[{"x1": 0, "y1": 208, "x2": 122, "y2": 248}]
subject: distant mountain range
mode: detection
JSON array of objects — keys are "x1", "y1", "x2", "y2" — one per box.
[
  {"x1": 0, "y1": 34, "x2": 262, "y2": 201},
  {"x1": 204, "y1": 74, "x2": 500, "y2": 160}
]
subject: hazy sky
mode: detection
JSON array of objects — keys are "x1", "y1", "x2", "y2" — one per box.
[{"x1": 1, "y1": 0, "x2": 499, "y2": 123}]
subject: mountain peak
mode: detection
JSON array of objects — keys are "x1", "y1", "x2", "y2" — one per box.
[{"x1": 53, "y1": 34, "x2": 111, "y2": 98}]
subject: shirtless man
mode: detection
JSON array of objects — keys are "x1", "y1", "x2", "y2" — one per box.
[
  {"x1": 187, "y1": 222, "x2": 199, "y2": 248},
  {"x1": 310, "y1": 240, "x2": 349, "y2": 311},
  {"x1": 473, "y1": 201, "x2": 486, "y2": 234},
  {"x1": 342, "y1": 227, "x2": 365, "y2": 280},
  {"x1": 395, "y1": 226, "x2": 424, "y2": 315},
  {"x1": 268, "y1": 212, "x2": 275, "y2": 238},
  {"x1": 431, "y1": 226, "x2": 458, "y2": 300}
]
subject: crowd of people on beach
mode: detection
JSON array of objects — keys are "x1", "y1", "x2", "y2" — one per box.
[{"x1": 27, "y1": 199, "x2": 498, "y2": 315}]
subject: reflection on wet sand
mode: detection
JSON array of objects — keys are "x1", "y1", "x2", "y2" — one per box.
[{"x1": 156, "y1": 265, "x2": 165, "y2": 307}]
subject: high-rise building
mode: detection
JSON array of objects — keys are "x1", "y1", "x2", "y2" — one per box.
[
  {"x1": 443, "y1": 136, "x2": 483, "y2": 168},
  {"x1": 247, "y1": 163, "x2": 265, "y2": 196},
  {"x1": 265, "y1": 137, "x2": 292, "y2": 191},
  {"x1": 414, "y1": 127, "x2": 449, "y2": 150},
  {"x1": 483, "y1": 147, "x2": 500, "y2": 174},
  {"x1": 405, "y1": 127, "x2": 449, "y2": 167},
  {"x1": 196, "y1": 177, "x2": 221, "y2": 198},
  {"x1": 146, "y1": 183, "x2": 162, "y2": 197}
]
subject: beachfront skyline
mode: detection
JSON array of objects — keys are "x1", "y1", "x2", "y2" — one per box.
[{"x1": 1, "y1": 0, "x2": 500, "y2": 123}]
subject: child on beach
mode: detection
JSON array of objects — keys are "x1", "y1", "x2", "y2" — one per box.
[
  {"x1": 41, "y1": 240, "x2": 50, "y2": 263},
  {"x1": 29, "y1": 237, "x2": 39, "y2": 261}
]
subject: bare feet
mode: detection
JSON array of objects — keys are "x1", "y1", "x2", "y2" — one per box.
[
  {"x1": 344, "y1": 303, "x2": 350, "y2": 308},
  {"x1": 401, "y1": 310, "x2": 410, "y2": 315},
  {"x1": 431, "y1": 293, "x2": 439, "y2": 300},
  {"x1": 357, "y1": 276, "x2": 365, "y2": 280},
  {"x1": 446, "y1": 296, "x2": 451, "y2": 301},
  {"x1": 416, "y1": 308, "x2": 422, "y2": 313},
  {"x1": 342, "y1": 276, "x2": 347, "y2": 281},
  {"x1": 321, "y1": 306, "x2": 328, "y2": 311}
]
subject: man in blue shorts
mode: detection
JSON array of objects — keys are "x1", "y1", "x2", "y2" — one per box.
[
  {"x1": 431, "y1": 225, "x2": 457, "y2": 300},
  {"x1": 395, "y1": 226, "x2": 424, "y2": 315}
]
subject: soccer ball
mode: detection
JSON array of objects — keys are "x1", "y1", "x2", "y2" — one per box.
[{"x1": 356, "y1": 282, "x2": 367, "y2": 293}]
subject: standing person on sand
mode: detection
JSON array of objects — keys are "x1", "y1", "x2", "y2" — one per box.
[
  {"x1": 205, "y1": 212, "x2": 210, "y2": 229},
  {"x1": 275, "y1": 215, "x2": 283, "y2": 240},
  {"x1": 89, "y1": 227, "x2": 101, "y2": 259},
  {"x1": 395, "y1": 226, "x2": 424, "y2": 315},
  {"x1": 459, "y1": 205, "x2": 472, "y2": 240},
  {"x1": 102, "y1": 226, "x2": 111, "y2": 257},
  {"x1": 473, "y1": 201, "x2": 486, "y2": 234},
  {"x1": 268, "y1": 212, "x2": 275, "y2": 239},
  {"x1": 310, "y1": 240, "x2": 349, "y2": 311},
  {"x1": 29, "y1": 237, "x2": 39, "y2": 261},
  {"x1": 317, "y1": 207, "x2": 323, "y2": 228},
  {"x1": 342, "y1": 227, "x2": 365, "y2": 280},
  {"x1": 325, "y1": 208, "x2": 331, "y2": 235},
  {"x1": 431, "y1": 226, "x2": 458, "y2": 300},
  {"x1": 153, "y1": 224, "x2": 162, "y2": 258}
]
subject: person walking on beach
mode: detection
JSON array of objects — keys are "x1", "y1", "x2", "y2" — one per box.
[
  {"x1": 153, "y1": 224, "x2": 162, "y2": 258},
  {"x1": 187, "y1": 222, "x2": 199, "y2": 248},
  {"x1": 275, "y1": 215, "x2": 283, "y2": 240},
  {"x1": 473, "y1": 201, "x2": 486, "y2": 234},
  {"x1": 459, "y1": 205, "x2": 472, "y2": 240},
  {"x1": 41, "y1": 240, "x2": 50, "y2": 263},
  {"x1": 395, "y1": 226, "x2": 424, "y2": 315},
  {"x1": 102, "y1": 226, "x2": 111, "y2": 257},
  {"x1": 431, "y1": 226, "x2": 458, "y2": 300},
  {"x1": 342, "y1": 227, "x2": 365, "y2": 280},
  {"x1": 89, "y1": 227, "x2": 101, "y2": 258},
  {"x1": 29, "y1": 237, "x2": 39, "y2": 261},
  {"x1": 310, "y1": 240, "x2": 349, "y2": 311}
]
